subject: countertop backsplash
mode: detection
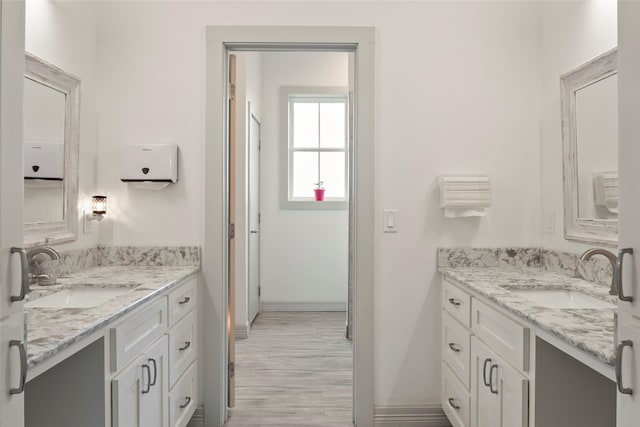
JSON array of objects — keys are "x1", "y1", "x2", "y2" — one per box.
[
  {"x1": 57, "y1": 245, "x2": 201, "y2": 275},
  {"x1": 437, "y1": 247, "x2": 613, "y2": 289}
]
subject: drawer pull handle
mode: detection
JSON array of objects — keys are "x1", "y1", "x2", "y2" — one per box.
[
  {"x1": 9, "y1": 340, "x2": 27, "y2": 395},
  {"x1": 448, "y1": 298, "x2": 461, "y2": 307},
  {"x1": 180, "y1": 396, "x2": 192, "y2": 409},
  {"x1": 179, "y1": 341, "x2": 192, "y2": 352},
  {"x1": 482, "y1": 358, "x2": 492, "y2": 387},
  {"x1": 489, "y1": 364, "x2": 498, "y2": 394},
  {"x1": 178, "y1": 296, "x2": 191, "y2": 305},
  {"x1": 148, "y1": 358, "x2": 157, "y2": 387},
  {"x1": 141, "y1": 364, "x2": 151, "y2": 394},
  {"x1": 616, "y1": 340, "x2": 634, "y2": 395},
  {"x1": 617, "y1": 248, "x2": 634, "y2": 302},
  {"x1": 10, "y1": 247, "x2": 28, "y2": 302},
  {"x1": 447, "y1": 397, "x2": 460, "y2": 411},
  {"x1": 448, "y1": 343, "x2": 461, "y2": 353}
]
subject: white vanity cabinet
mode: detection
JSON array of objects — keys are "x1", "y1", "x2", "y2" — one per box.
[
  {"x1": 442, "y1": 280, "x2": 531, "y2": 427},
  {"x1": 112, "y1": 336, "x2": 170, "y2": 427},
  {"x1": 470, "y1": 337, "x2": 528, "y2": 427},
  {"x1": 166, "y1": 276, "x2": 198, "y2": 427},
  {"x1": 110, "y1": 274, "x2": 198, "y2": 427}
]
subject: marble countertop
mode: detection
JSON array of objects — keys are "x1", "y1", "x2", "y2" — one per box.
[
  {"x1": 25, "y1": 265, "x2": 199, "y2": 371},
  {"x1": 439, "y1": 267, "x2": 617, "y2": 366}
]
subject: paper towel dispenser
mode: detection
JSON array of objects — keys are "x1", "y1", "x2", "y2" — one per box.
[
  {"x1": 121, "y1": 144, "x2": 178, "y2": 183},
  {"x1": 24, "y1": 142, "x2": 64, "y2": 180}
]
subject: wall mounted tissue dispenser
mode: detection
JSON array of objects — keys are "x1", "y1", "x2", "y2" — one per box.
[
  {"x1": 24, "y1": 142, "x2": 64, "y2": 180},
  {"x1": 121, "y1": 144, "x2": 178, "y2": 190},
  {"x1": 438, "y1": 175, "x2": 491, "y2": 218}
]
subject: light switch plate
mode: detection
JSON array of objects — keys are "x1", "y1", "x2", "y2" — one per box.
[{"x1": 383, "y1": 209, "x2": 398, "y2": 233}]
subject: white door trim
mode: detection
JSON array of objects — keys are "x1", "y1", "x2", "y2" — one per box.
[{"x1": 204, "y1": 26, "x2": 375, "y2": 427}]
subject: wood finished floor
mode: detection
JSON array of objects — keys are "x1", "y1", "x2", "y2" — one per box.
[{"x1": 224, "y1": 312, "x2": 353, "y2": 427}]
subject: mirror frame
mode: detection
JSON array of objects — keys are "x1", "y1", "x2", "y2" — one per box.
[
  {"x1": 561, "y1": 47, "x2": 618, "y2": 247},
  {"x1": 24, "y1": 52, "x2": 80, "y2": 247}
]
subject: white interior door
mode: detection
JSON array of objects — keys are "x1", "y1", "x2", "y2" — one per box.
[
  {"x1": 617, "y1": 2, "x2": 640, "y2": 424},
  {"x1": 248, "y1": 108, "x2": 261, "y2": 324},
  {"x1": 0, "y1": 0, "x2": 26, "y2": 425}
]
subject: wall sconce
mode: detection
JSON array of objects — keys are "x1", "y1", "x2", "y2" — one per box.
[{"x1": 83, "y1": 195, "x2": 107, "y2": 233}]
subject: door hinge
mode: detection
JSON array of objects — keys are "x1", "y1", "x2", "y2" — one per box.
[
  {"x1": 259, "y1": 138, "x2": 261, "y2": 150},
  {"x1": 229, "y1": 223, "x2": 235, "y2": 239},
  {"x1": 229, "y1": 361, "x2": 235, "y2": 379},
  {"x1": 258, "y1": 214, "x2": 261, "y2": 224},
  {"x1": 258, "y1": 286, "x2": 261, "y2": 297},
  {"x1": 228, "y1": 83, "x2": 236, "y2": 101}
]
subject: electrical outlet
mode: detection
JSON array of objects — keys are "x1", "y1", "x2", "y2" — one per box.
[{"x1": 544, "y1": 212, "x2": 556, "y2": 235}]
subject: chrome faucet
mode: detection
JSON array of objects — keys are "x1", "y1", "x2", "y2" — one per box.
[
  {"x1": 580, "y1": 248, "x2": 617, "y2": 295},
  {"x1": 26, "y1": 246, "x2": 60, "y2": 287}
]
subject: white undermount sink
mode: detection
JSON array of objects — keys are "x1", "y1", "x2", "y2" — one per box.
[
  {"x1": 509, "y1": 289, "x2": 615, "y2": 310},
  {"x1": 25, "y1": 287, "x2": 131, "y2": 309}
]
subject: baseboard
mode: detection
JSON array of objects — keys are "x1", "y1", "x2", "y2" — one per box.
[
  {"x1": 374, "y1": 405, "x2": 451, "y2": 426},
  {"x1": 260, "y1": 302, "x2": 347, "y2": 312},
  {"x1": 235, "y1": 321, "x2": 250, "y2": 340},
  {"x1": 187, "y1": 405, "x2": 205, "y2": 427}
]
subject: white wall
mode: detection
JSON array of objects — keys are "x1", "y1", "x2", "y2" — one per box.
[
  {"x1": 94, "y1": 0, "x2": 543, "y2": 409},
  {"x1": 25, "y1": 0, "x2": 100, "y2": 250},
  {"x1": 540, "y1": 0, "x2": 617, "y2": 251},
  {"x1": 259, "y1": 52, "x2": 349, "y2": 307},
  {"x1": 235, "y1": 52, "x2": 262, "y2": 330}
]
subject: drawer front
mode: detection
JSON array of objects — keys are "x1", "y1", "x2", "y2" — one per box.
[
  {"x1": 443, "y1": 280, "x2": 472, "y2": 328},
  {"x1": 111, "y1": 296, "x2": 168, "y2": 372},
  {"x1": 442, "y1": 363, "x2": 470, "y2": 427},
  {"x1": 471, "y1": 298, "x2": 529, "y2": 372},
  {"x1": 168, "y1": 275, "x2": 197, "y2": 327},
  {"x1": 169, "y1": 310, "x2": 197, "y2": 387},
  {"x1": 170, "y1": 361, "x2": 198, "y2": 427},
  {"x1": 443, "y1": 311, "x2": 471, "y2": 388}
]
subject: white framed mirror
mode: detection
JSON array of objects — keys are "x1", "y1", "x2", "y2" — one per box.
[
  {"x1": 561, "y1": 47, "x2": 618, "y2": 246},
  {"x1": 24, "y1": 52, "x2": 80, "y2": 246}
]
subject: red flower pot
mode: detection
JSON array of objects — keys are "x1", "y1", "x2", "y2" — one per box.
[{"x1": 314, "y1": 188, "x2": 325, "y2": 201}]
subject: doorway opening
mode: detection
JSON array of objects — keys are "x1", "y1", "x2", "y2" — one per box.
[
  {"x1": 227, "y1": 50, "x2": 353, "y2": 426},
  {"x1": 204, "y1": 26, "x2": 375, "y2": 427}
]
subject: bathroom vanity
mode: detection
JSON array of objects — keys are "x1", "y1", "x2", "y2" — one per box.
[
  {"x1": 439, "y1": 265, "x2": 617, "y2": 427},
  {"x1": 22, "y1": 265, "x2": 199, "y2": 427}
]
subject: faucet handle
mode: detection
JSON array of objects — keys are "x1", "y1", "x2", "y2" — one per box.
[{"x1": 617, "y1": 248, "x2": 634, "y2": 302}]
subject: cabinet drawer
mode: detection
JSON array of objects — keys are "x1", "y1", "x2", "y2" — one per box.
[
  {"x1": 168, "y1": 310, "x2": 197, "y2": 387},
  {"x1": 442, "y1": 363, "x2": 470, "y2": 427},
  {"x1": 168, "y1": 275, "x2": 196, "y2": 327},
  {"x1": 443, "y1": 311, "x2": 471, "y2": 388},
  {"x1": 110, "y1": 297, "x2": 168, "y2": 372},
  {"x1": 170, "y1": 361, "x2": 198, "y2": 427},
  {"x1": 471, "y1": 298, "x2": 529, "y2": 372},
  {"x1": 443, "y1": 280, "x2": 471, "y2": 328}
]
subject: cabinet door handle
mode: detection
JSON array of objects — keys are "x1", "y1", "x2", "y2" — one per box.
[
  {"x1": 148, "y1": 358, "x2": 157, "y2": 387},
  {"x1": 489, "y1": 364, "x2": 498, "y2": 394},
  {"x1": 447, "y1": 397, "x2": 460, "y2": 411},
  {"x1": 141, "y1": 364, "x2": 151, "y2": 394},
  {"x1": 178, "y1": 296, "x2": 191, "y2": 305},
  {"x1": 616, "y1": 340, "x2": 634, "y2": 395},
  {"x1": 10, "y1": 247, "x2": 28, "y2": 302},
  {"x1": 448, "y1": 298, "x2": 461, "y2": 307},
  {"x1": 179, "y1": 396, "x2": 192, "y2": 409},
  {"x1": 179, "y1": 341, "x2": 192, "y2": 352},
  {"x1": 482, "y1": 358, "x2": 492, "y2": 387},
  {"x1": 448, "y1": 343, "x2": 461, "y2": 353},
  {"x1": 9, "y1": 340, "x2": 27, "y2": 395},
  {"x1": 617, "y1": 248, "x2": 634, "y2": 302}
]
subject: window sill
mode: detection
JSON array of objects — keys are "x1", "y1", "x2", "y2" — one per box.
[{"x1": 280, "y1": 198, "x2": 348, "y2": 211}]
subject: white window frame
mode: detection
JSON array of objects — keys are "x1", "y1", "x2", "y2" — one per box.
[{"x1": 280, "y1": 86, "x2": 349, "y2": 210}]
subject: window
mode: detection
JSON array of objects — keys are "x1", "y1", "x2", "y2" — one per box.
[{"x1": 282, "y1": 87, "x2": 349, "y2": 209}]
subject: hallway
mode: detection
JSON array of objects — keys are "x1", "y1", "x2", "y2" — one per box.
[{"x1": 224, "y1": 312, "x2": 353, "y2": 427}]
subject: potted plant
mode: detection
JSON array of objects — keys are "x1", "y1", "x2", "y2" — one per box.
[{"x1": 314, "y1": 181, "x2": 325, "y2": 201}]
